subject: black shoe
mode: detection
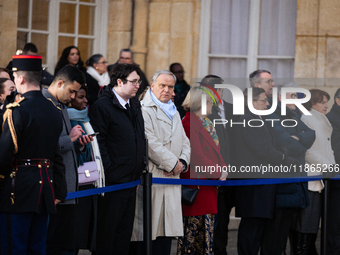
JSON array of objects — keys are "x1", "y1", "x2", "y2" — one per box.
[
  {"x1": 290, "y1": 231, "x2": 312, "y2": 255},
  {"x1": 308, "y1": 233, "x2": 318, "y2": 255}
]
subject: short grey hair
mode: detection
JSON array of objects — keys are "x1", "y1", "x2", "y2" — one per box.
[
  {"x1": 152, "y1": 70, "x2": 177, "y2": 84},
  {"x1": 249, "y1": 69, "x2": 271, "y2": 87},
  {"x1": 277, "y1": 81, "x2": 298, "y2": 96},
  {"x1": 119, "y1": 48, "x2": 133, "y2": 59}
]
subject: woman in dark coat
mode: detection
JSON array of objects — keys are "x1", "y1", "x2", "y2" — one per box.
[
  {"x1": 54, "y1": 46, "x2": 85, "y2": 75},
  {"x1": 85, "y1": 54, "x2": 110, "y2": 106},
  {"x1": 178, "y1": 86, "x2": 227, "y2": 255}
]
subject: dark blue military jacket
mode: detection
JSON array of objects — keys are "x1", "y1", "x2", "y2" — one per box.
[{"x1": 0, "y1": 90, "x2": 65, "y2": 214}]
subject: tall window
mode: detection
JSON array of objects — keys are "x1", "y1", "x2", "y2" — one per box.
[
  {"x1": 17, "y1": 0, "x2": 50, "y2": 66},
  {"x1": 17, "y1": 0, "x2": 108, "y2": 73},
  {"x1": 198, "y1": 0, "x2": 297, "y2": 80}
]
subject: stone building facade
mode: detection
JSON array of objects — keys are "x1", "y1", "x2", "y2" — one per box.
[
  {"x1": 0, "y1": 0, "x2": 340, "y2": 102},
  {"x1": 0, "y1": 0, "x2": 18, "y2": 69},
  {"x1": 295, "y1": 0, "x2": 340, "y2": 104},
  {"x1": 107, "y1": 0, "x2": 201, "y2": 82}
]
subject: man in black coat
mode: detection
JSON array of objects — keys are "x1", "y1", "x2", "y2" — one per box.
[
  {"x1": 201, "y1": 75, "x2": 237, "y2": 255},
  {"x1": 0, "y1": 55, "x2": 66, "y2": 254},
  {"x1": 89, "y1": 63, "x2": 146, "y2": 255},
  {"x1": 169, "y1": 63, "x2": 191, "y2": 118},
  {"x1": 235, "y1": 87, "x2": 298, "y2": 255},
  {"x1": 326, "y1": 88, "x2": 340, "y2": 254}
]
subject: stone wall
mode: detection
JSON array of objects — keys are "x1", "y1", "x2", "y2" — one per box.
[
  {"x1": 295, "y1": 0, "x2": 340, "y2": 105},
  {"x1": 145, "y1": 0, "x2": 201, "y2": 82},
  {"x1": 106, "y1": 0, "x2": 201, "y2": 83},
  {"x1": 0, "y1": 0, "x2": 18, "y2": 67},
  {"x1": 106, "y1": 0, "x2": 133, "y2": 67},
  {"x1": 6, "y1": 0, "x2": 338, "y2": 97}
]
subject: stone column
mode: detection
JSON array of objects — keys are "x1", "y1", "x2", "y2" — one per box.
[
  {"x1": 294, "y1": 0, "x2": 340, "y2": 103},
  {"x1": 295, "y1": 0, "x2": 340, "y2": 80},
  {"x1": 131, "y1": 0, "x2": 149, "y2": 74},
  {"x1": 146, "y1": 0, "x2": 172, "y2": 79},
  {"x1": 0, "y1": 0, "x2": 18, "y2": 67},
  {"x1": 106, "y1": 0, "x2": 133, "y2": 65},
  {"x1": 146, "y1": 0, "x2": 201, "y2": 83}
]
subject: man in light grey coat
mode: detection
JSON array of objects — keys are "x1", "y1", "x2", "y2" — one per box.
[
  {"x1": 42, "y1": 65, "x2": 93, "y2": 254},
  {"x1": 131, "y1": 70, "x2": 190, "y2": 255}
]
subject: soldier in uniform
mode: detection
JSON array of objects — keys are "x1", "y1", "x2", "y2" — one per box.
[{"x1": 0, "y1": 55, "x2": 66, "y2": 255}]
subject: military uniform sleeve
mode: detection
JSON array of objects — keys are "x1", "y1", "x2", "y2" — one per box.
[{"x1": 0, "y1": 108, "x2": 26, "y2": 174}]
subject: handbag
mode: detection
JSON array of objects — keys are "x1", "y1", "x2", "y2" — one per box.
[
  {"x1": 181, "y1": 120, "x2": 201, "y2": 206},
  {"x1": 78, "y1": 161, "x2": 99, "y2": 186},
  {"x1": 181, "y1": 186, "x2": 199, "y2": 206},
  {"x1": 78, "y1": 148, "x2": 99, "y2": 186},
  {"x1": 181, "y1": 173, "x2": 200, "y2": 206}
]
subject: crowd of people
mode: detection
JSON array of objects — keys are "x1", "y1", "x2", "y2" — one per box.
[{"x1": 0, "y1": 43, "x2": 340, "y2": 255}]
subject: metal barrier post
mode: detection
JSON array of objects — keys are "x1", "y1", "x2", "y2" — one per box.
[
  {"x1": 143, "y1": 139, "x2": 152, "y2": 255},
  {"x1": 321, "y1": 179, "x2": 329, "y2": 255}
]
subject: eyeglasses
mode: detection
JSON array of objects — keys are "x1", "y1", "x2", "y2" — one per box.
[
  {"x1": 265, "y1": 79, "x2": 274, "y2": 85},
  {"x1": 120, "y1": 57, "x2": 132, "y2": 60},
  {"x1": 97, "y1": 61, "x2": 108, "y2": 64},
  {"x1": 253, "y1": 99, "x2": 268, "y2": 103},
  {"x1": 290, "y1": 94, "x2": 298, "y2": 99},
  {"x1": 126, "y1": 79, "x2": 142, "y2": 86}
]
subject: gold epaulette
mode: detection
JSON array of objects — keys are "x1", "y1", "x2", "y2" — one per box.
[
  {"x1": 46, "y1": 98, "x2": 61, "y2": 111},
  {"x1": 6, "y1": 97, "x2": 25, "y2": 109},
  {"x1": 2, "y1": 97, "x2": 25, "y2": 154}
]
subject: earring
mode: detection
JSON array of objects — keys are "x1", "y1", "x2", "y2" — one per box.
[{"x1": 96, "y1": 67, "x2": 98, "y2": 70}]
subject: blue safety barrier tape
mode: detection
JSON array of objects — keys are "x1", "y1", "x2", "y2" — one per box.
[
  {"x1": 65, "y1": 174, "x2": 329, "y2": 200},
  {"x1": 330, "y1": 175, "x2": 340, "y2": 180},
  {"x1": 152, "y1": 175, "x2": 323, "y2": 186},
  {"x1": 65, "y1": 179, "x2": 141, "y2": 200}
]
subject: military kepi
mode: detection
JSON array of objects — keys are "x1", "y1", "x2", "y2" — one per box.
[{"x1": 12, "y1": 55, "x2": 42, "y2": 72}]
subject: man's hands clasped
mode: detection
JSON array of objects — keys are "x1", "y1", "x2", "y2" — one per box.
[{"x1": 164, "y1": 159, "x2": 184, "y2": 177}]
